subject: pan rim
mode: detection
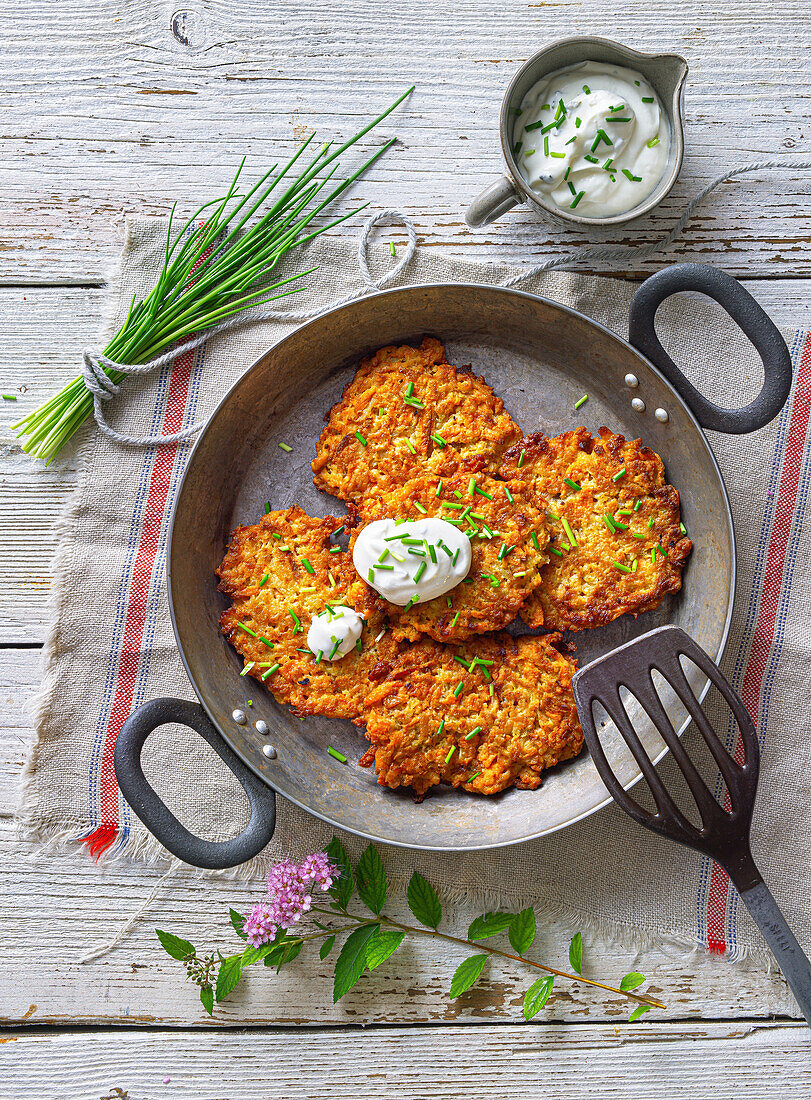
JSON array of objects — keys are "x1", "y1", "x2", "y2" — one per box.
[{"x1": 166, "y1": 281, "x2": 737, "y2": 852}]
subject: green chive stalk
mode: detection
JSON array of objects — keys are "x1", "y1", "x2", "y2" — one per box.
[{"x1": 14, "y1": 87, "x2": 414, "y2": 464}]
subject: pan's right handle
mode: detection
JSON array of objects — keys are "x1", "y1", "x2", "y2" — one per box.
[
  {"x1": 628, "y1": 263, "x2": 792, "y2": 434},
  {"x1": 114, "y1": 697, "x2": 277, "y2": 869}
]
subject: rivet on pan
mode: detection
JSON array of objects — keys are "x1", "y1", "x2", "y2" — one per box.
[
  {"x1": 255, "y1": 720, "x2": 269, "y2": 736},
  {"x1": 232, "y1": 709, "x2": 247, "y2": 725},
  {"x1": 624, "y1": 373, "x2": 639, "y2": 388},
  {"x1": 655, "y1": 407, "x2": 669, "y2": 423},
  {"x1": 262, "y1": 744, "x2": 278, "y2": 759},
  {"x1": 631, "y1": 397, "x2": 646, "y2": 413}
]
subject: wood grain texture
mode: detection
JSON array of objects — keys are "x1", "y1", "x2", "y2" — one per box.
[
  {"x1": 0, "y1": 0, "x2": 810, "y2": 281},
  {"x1": 2, "y1": 1023, "x2": 809, "y2": 1099}
]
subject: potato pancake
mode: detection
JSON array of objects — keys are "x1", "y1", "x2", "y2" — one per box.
[
  {"x1": 312, "y1": 337, "x2": 522, "y2": 504},
  {"x1": 358, "y1": 632, "x2": 583, "y2": 799},
  {"x1": 501, "y1": 427, "x2": 692, "y2": 631},
  {"x1": 218, "y1": 506, "x2": 397, "y2": 719}
]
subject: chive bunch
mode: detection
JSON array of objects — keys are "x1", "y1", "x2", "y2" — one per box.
[{"x1": 14, "y1": 88, "x2": 414, "y2": 463}]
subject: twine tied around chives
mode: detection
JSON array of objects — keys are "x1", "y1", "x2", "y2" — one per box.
[{"x1": 81, "y1": 158, "x2": 811, "y2": 450}]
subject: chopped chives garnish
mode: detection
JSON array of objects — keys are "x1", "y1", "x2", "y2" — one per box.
[
  {"x1": 405, "y1": 439, "x2": 416, "y2": 454},
  {"x1": 480, "y1": 523, "x2": 494, "y2": 537},
  {"x1": 439, "y1": 542, "x2": 453, "y2": 558},
  {"x1": 622, "y1": 169, "x2": 643, "y2": 182},
  {"x1": 549, "y1": 546, "x2": 563, "y2": 557},
  {"x1": 238, "y1": 622, "x2": 257, "y2": 637},
  {"x1": 574, "y1": 394, "x2": 588, "y2": 409},
  {"x1": 556, "y1": 98, "x2": 565, "y2": 118},
  {"x1": 530, "y1": 531, "x2": 540, "y2": 551},
  {"x1": 570, "y1": 190, "x2": 585, "y2": 209},
  {"x1": 402, "y1": 536, "x2": 424, "y2": 545},
  {"x1": 617, "y1": 508, "x2": 633, "y2": 515},
  {"x1": 646, "y1": 136, "x2": 660, "y2": 148},
  {"x1": 445, "y1": 745, "x2": 457, "y2": 764},
  {"x1": 258, "y1": 573, "x2": 269, "y2": 588},
  {"x1": 608, "y1": 104, "x2": 625, "y2": 113},
  {"x1": 575, "y1": 117, "x2": 581, "y2": 128},
  {"x1": 611, "y1": 117, "x2": 631, "y2": 123},
  {"x1": 333, "y1": 525, "x2": 345, "y2": 537},
  {"x1": 468, "y1": 477, "x2": 477, "y2": 494},
  {"x1": 435, "y1": 479, "x2": 443, "y2": 496},
  {"x1": 513, "y1": 141, "x2": 523, "y2": 157},
  {"x1": 632, "y1": 558, "x2": 638, "y2": 572},
  {"x1": 446, "y1": 595, "x2": 452, "y2": 607},
  {"x1": 474, "y1": 485, "x2": 493, "y2": 500},
  {"x1": 264, "y1": 502, "x2": 271, "y2": 514},
  {"x1": 497, "y1": 543, "x2": 512, "y2": 561},
  {"x1": 563, "y1": 477, "x2": 581, "y2": 490},
  {"x1": 261, "y1": 662, "x2": 281, "y2": 680},
  {"x1": 651, "y1": 547, "x2": 657, "y2": 563},
  {"x1": 404, "y1": 396, "x2": 425, "y2": 408},
  {"x1": 561, "y1": 516, "x2": 577, "y2": 547},
  {"x1": 468, "y1": 771, "x2": 482, "y2": 782},
  {"x1": 603, "y1": 514, "x2": 616, "y2": 533},
  {"x1": 634, "y1": 500, "x2": 642, "y2": 511},
  {"x1": 316, "y1": 649, "x2": 323, "y2": 663},
  {"x1": 375, "y1": 563, "x2": 395, "y2": 570},
  {"x1": 354, "y1": 430, "x2": 368, "y2": 446},
  {"x1": 407, "y1": 548, "x2": 425, "y2": 557},
  {"x1": 540, "y1": 119, "x2": 558, "y2": 134},
  {"x1": 642, "y1": 97, "x2": 654, "y2": 103},
  {"x1": 288, "y1": 609, "x2": 302, "y2": 632},
  {"x1": 680, "y1": 521, "x2": 687, "y2": 535},
  {"x1": 631, "y1": 531, "x2": 646, "y2": 539},
  {"x1": 470, "y1": 511, "x2": 486, "y2": 522},
  {"x1": 390, "y1": 241, "x2": 396, "y2": 257},
  {"x1": 301, "y1": 558, "x2": 315, "y2": 574},
  {"x1": 591, "y1": 129, "x2": 612, "y2": 151},
  {"x1": 435, "y1": 718, "x2": 446, "y2": 738},
  {"x1": 452, "y1": 548, "x2": 459, "y2": 566},
  {"x1": 568, "y1": 180, "x2": 577, "y2": 195},
  {"x1": 634, "y1": 80, "x2": 641, "y2": 86},
  {"x1": 443, "y1": 501, "x2": 465, "y2": 510},
  {"x1": 657, "y1": 544, "x2": 667, "y2": 556},
  {"x1": 454, "y1": 655, "x2": 471, "y2": 669},
  {"x1": 405, "y1": 382, "x2": 414, "y2": 397},
  {"x1": 404, "y1": 594, "x2": 419, "y2": 610},
  {"x1": 451, "y1": 610, "x2": 460, "y2": 627},
  {"x1": 524, "y1": 149, "x2": 535, "y2": 157},
  {"x1": 612, "y1": 467, "x2": 626, "y2": 481},
  {"x1": 612, "y1": 561, "x2": 633, "y2": 574},
  {"x1": 583, "y1": 84, "x2": 591, "y2": 94},
  {"x1": 517, "y1": 107, "x2": 523, "y2": 115},
  {"x1": 270, "y1": 532, "x2": 281, "y2": 539},
  {"x1": 524, "y1": 119, "x2": 544, "y2": 132},
  {"x1": 378, "y1": 549, "x2": 390, "y2": 562},
  {"x1": 414, "y1": 502, "x2": 427, "y2": 514},
  {"x1": 328, "y1": 746, "x2": 348, "y2": 763},
  {"x1": 414, "y1": 561, "x2": 427, "y2": 583},
  {"x1": 240, "y1": 662, "x2": 255, "y2": 676},
  {"x1": 2, "y1": 394, "x2": 18, "y2": 401},
  {"x1": 543, "y1": 135, "x2": 549, "y2": 157},
  {"x1": 329, "y1": 546, "x2": 342, "y2": 554},
  {"x1": 541, "y1": 103, "x2": 550, "y2": 110},
  {"x1": 504, "y1": 486, "x2": 514, "y2": 504},
  {"x1": 518, "y1": 449, "x2": 526, "y2": 468},
  {"x1": 602, "y1": 158, "x2": 613, "y2": 170},
  {"x1": 428, "y1": 544, "x2": 437, "y2": 563},
  {"x1": 550, "y1": 151, "x2": 565, "y2": 158},
  {"x1": 431, "y1": 432, "x2": 447, "y2": 447},
  {"x1": 462, "y1": 578, "x2": 475, "y2": 583},
  {"x1": 465, "y1": 726, "x2": 482, "y2": 741},
  {"x1": 563, "y1": 166, "x2": 571, "y2": 181},
  {"x1": 612, "y1": 518, "x2": 629, "y2": 530},
  {"x1": 368, "y1": 568, "x2": 375, "y2": 583},
  {"x1": 583, "y1": 154, "x2": 599, "y2": 164},
  {"x1": 559, "y1": 541, "x2": 571, "y2": 551},
  {"x1": 547, "y1": 510, "x2": 560, "y2": 521},
  {"x1": 329, "y1": 638, "x2": 341, "y2": 659},
  {"x1": 278, "y1": 442, "x2": 292, "y2": 453},
  {"x1": 565, "y1": 135, "x2": 577, "y2": 146},
  {"x1": 453, "y1": 681, "x2": 464, "y2": 698},
  {"x1": 453, "y1": 490, "x2": 463, "y2": 499},
  {"x1": 647, "y1": 516, "x2": 654, "y2": 529}
]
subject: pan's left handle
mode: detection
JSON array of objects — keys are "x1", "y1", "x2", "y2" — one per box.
[
  {"x1": 114, "y1": 697, "x2": 277, "y2": 869},
  {"x1": 628, "y1": 263, "x2": 792, "y2": 434}
]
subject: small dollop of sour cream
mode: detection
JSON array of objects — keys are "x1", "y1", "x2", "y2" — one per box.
[
  {"x1": 353, "y1": 518, "x2": 472, "y2": 606},
  {"x1": 513, "y1": 61, "x2": 669, "y2": 218},
  {"x1": 307, "y1": 605, "x2": 364, "y2": 662}
]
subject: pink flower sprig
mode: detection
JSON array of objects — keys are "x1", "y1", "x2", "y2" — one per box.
[{"x1": 244, "y1": 852, "x2": 338, "y2": 948}]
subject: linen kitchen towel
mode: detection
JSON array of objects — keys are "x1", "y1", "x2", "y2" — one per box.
[{"x1": 20, "y1": 217, "x2": 811, "y2": 964}]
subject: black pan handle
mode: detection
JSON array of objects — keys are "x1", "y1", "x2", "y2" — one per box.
[
  {"x1": 114, "y1": 697, "x2": 277, "y2": 869},
  {"x1": 628, "y1": 263, "x2": 792, "y2": 434}
]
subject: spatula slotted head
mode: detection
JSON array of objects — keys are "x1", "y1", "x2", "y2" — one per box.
[{"x1": 572, "y1": 626, "x2": 760, "y2": 868}]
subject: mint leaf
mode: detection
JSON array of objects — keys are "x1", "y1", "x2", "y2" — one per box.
[
  {"x1": 365, "y1": 927, "x2": 405, "y2": 971},
  {"x1": 523, "y1": 975, "x2": 554, "y2": 1019},
  {"x1": 620, "y1": 972, "x2": 646, "y2": 992},
  {"x1": 320, "y1": 935, "x2": 336, "y2": 960},
  {"x1": 155, "y1": 929, "x2": 195, "y2": 961},
  {"x1": 215, "y1": 954, "x2": 243, "y2": 1002},
  {"x1": 356, "y1": 844, "x2": 387, "y2": 915},
  {"x1": 333, "y1": 923, "x2": 379, "y2": 1002},
  {"x1": 467, "y1": 911, "x2": 515, "y2": 940},
  {"x1": 568, "y1": 931, "x2": 583, "y2": 974},
  {"x1": 628, "y1": 1003, "x2": 652, "y2": 1023},
  {"x1": 406, "y1": 872, "x2": 442, "y2": 929},
  {"x1": 450, "y1": 953, "x2": 488, "y2": 998},
  {"x1": 326, "y1": 836, "x2": 354, "y2": 909},
  {"x1": 229, "y1": 909, "x2": 247, "y2": 939},
  {"x1": 200, "y1": 985, "x2": 214, "y2": 1016},
  {"x1": 509, "y1": 907, "x2": 536, "y2": 954}
]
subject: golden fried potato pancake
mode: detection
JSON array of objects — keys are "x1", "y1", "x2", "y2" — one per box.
[
  {"x1": 218, "y1": 506, "x2": 398, "y2": 719},
  {"x1": 350, "y1": 455, "x2": 548, "y2": 642},
  {"x1": 312, "y1": 337, "x2": 522, "y2": 504},
  {"x1": 501, "y1": 427, "x2": 692, "y2": 632},
  {"x1": 358, "y1": 632, "x2": 583, "y2": 799}
]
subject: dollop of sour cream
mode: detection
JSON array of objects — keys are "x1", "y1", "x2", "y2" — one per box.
[
  {"x1": 307, "y1": 605, "x2": 364, "y2": 662},
  {"x1": 353, "y1": 518, "x2": 472, "y2": 606},
  {"x1": 513, "y1": 61, "x2": 669, "y2": 218}
]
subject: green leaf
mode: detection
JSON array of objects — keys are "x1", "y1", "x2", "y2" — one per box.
[
  {"x1": 450, "y1": 953, "x2": 488, "y2": 998},
  {"x1": 333, "y1": 923, "x2": 380, "y2": 1002},
  {"x1": 320, "y1": 935, "x2": 336, "y2": 960},
  {"x1": 628, "y1": 1003, "x2": 652, "y2": 1023},
  {"x1": 620, "y1": 972, "x2": 646, "y2": 992},
  {"x1": 365, "y1": 927, "x2": 405, "y2": 971},
  {"x1": 229, "y1": 908, "x2": 247, "y2": 939},
  {"x1": 467, "y1": 911, "x2": 516, "y2": 941},
  {"x1": 406, "y1": 871, "x2": 442, "y2": 929},
  {"x1": 200, "y1": 985, "x2": 214, "y2": 1016},
  {"x1": 215, "y1": 954, "x2": 244, "y2": 1002},
  {"x1": 155, "y1": 929, "x2": 195, "y2": 961},
  {"x1": 523, "y1": 976, "x2": 554, "y2": 1020},
  {"x1": 326, "y1": 836, "x2": 354, "y2": 909},
  {"x1": 271, "y1": 940, "x2": 302, "y2": 972},
  {"x1": 568, "y1": 931, "x2": 583, "y2": 975},
  {"x1": 356, "y1": 843, "x2": 387, "y2": 915},
  {"x1": 509, "y1": 908, "x2": 536, "y2": 955}
]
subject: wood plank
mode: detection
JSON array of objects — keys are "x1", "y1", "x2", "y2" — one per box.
[
  {"x1": 2, "y1": 1023, "x2": 809, "y2": 1098},
  {"x1": 0, "y1": 0, "x2": 810, "y2": 281},
  {"x1": 1, "y1": 281, "x2": 808, "y2": 643}
]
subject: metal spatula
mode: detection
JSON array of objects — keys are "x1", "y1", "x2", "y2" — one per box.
[{"x1": 572, "y1": 624, "x2": 811, "y2": 1026}]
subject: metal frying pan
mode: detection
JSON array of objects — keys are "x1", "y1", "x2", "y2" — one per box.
[{"x1": 114, "y1": 263, "x2": 792, "y2": 868}]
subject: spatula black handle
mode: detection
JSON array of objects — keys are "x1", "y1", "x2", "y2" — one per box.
[{"x1": 737, "y1": 877, "x2": 811, "y2": 1026}]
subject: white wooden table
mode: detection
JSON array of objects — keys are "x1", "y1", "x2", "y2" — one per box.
[{"x1": 2, "y1": 2, "x2": 810, "y2": 1095}]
